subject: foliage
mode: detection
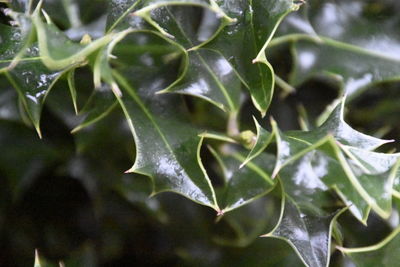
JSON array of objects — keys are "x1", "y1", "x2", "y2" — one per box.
[{"x1": 1, "y1": 0, "x2": 400, "y2": 266}]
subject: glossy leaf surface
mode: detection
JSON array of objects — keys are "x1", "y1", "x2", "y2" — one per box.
[
  {"x1": 204, "y1": 0, "x2": 302, "y2": 114},
  {"x1": 0, "y1": 9, "x2": 33, "y2": 72},
  {"x1": 2, "y1": 1, "x2": 400, "y2": 266},
  {"x1": 31, "y1": 3, "x2": 113, "y2": 70},
  {"x1": 106, "y1": 32, "x2": 219, "y2": 211},
  {"x1": 244, "y1": 99, "x2": 399, "y2": 222},
  {"x1": 5, "y1": 58, "x2": 65, "y2": 136},
  {"x1": 340, "y1": 227, "x2": 400, "y2": 267},
  {"x1": 264, "y1": 189, "x2": 340, "y2": 267},
  {"x1": 209, "y1": 148, "x2": 276, "y2": 213},
  {"x1": 275, "y1": 0, "x2": 400, "y2": 96}
]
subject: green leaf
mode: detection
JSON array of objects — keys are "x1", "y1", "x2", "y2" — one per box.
[
  {"x1": 209, "y1": 147, "x2": 276, "y2": 213},
  {"x1": 133, "y1": 0, "x2": 302, "y2": 115},
  {"x1": 243, "y1": 98, "x2": 399, "y2": 222},
  {"x1": 114, "y1": 71, "x2": 219, "y2": 211},
  {"x1": 160, "y1": 48, "x2": 242, "y2": 113},
  {"x1": 263, "y1": 183, "x2": 344, "y2": 267},
  {"x1": 133, "y1": 0, "x2": 234, "y2": 47},
  {"x1": 71, "y1": 85, "x2": 118, "y2": 133},
  {"x1": 339, "y1": 226, "x2": 400, "y2": 267},
  {"x1": 273, "y1": 0, "x2": 400, "y2": 96},
  {"x1": 244, "y1": 98, "x2": 391, "y2": 171},
  {"x1": 204, "y1": 0, "x2": 303, "y2": 115},
  {"x1": 214, "y1": 193, "x2": 281, "y2": 248},
  {"x1": 213, "y1": 144, "x2": 342, "y2": 266},
  {"x1": 129, "y1": 2, "x2": 242, "y2": 113},
  {"x1": 4, "y1": 58, "x2": 66, "y2": 137},
  {"x1": 106, "y1": 0, "x2": 141, "y2": 32},
  {"x1": 95, "y1": 30, "x2": 220, "y2": 211},
  {"x1": 261, "y1": 152, "x2": 345, "y2": 267},
  {"x1": 0, "y1": 11, "x2": 34, "y2": 72},
  {"x1": 31, "y1": 2, "x2": 114, "y2": 70}
]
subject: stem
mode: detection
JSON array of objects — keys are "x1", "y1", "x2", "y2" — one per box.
[{"x1": 227, "y1": 111, "x2": 240, "y2": 137}]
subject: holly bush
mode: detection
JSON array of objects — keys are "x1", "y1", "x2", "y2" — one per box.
[{"x1": 1, "y1": 0, "x2": 400, "y2": 266}]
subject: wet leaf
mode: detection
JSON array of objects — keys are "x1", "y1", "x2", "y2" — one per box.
[
  {"x1": 106, "y1": 0, "x2": 141, "y2": 32},
  {"x1": 244, "y1": 98, "x2": 392, "y2": 170},
  {"x1": 209, "y1": 147, "x2": 276, "y2": 213},
  {"x1": 96, "y1": 31, "x2": 220, "y2": 211},
  {"x1": 214, "y1": 195, "x2": 281, "y2": 248},
  {"x1": 0, "y1": 10, "x2": 33, "y2": 72},
  {"x1": 263, "y1": 184, "x2": 344, "y2": 267},
  {"x1": 161, "y1": 48, "x2": 242, "y2": 113},
  {"x1": 203, "y1": 0, "x2": 303, "y2": 115},
  {"x1": 71, "y1": 85, "x2": 118, "y2": 133},
  {"x1": 4, "y1": 57, "x2": 66, "y2": 137},
  {"x1": 129, "y1": 2, "x2": 242, "y2": 113},
  {"x1": 212, "y1": 144, "x2": 342, "y2": 266},
  {"x1": 132, "y1": 0, "x2": 233, "y2": 47},
  {"x1": 258, "y1": 151, "x2": 345, "y2": 267},
  {"x1": 339, "y1": 226, "x2": 400, "y2": 267},
  {"x1": 132, "y1": 0, "x2": 302, "y2": 115},
  {"x1": 243, "y1": 98, "x2": 399, "y2": 222},
  {"x1": 274, "y1": 0, "x2": 400, "y2": 96},
  {"x1": 31, "y1": 2, "x2": 113, "y2": 70},
  {"x1": 114, "y1": 70, "x2": 219, "y2": 210}
]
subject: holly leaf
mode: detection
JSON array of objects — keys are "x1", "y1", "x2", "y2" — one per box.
[
  {"x1": 274, "y1": 0, "x2": 400, "y2": 96},
  {"x1": 31, "y1": 1, "x2": 114, "y2": 70},
  {"x1": 134, "y1": 1, "x2": 233, "y2": 45},
  {"x1": 106, "y1": 0, "x2": 141, "y2": 32},
  {"x1": 243, "y1": 98, "x2": 399, "y2": 222},
  {"x1": 243, "y1": 98, "x2": 392, "y2": 172},
  {"x1": 160, "y1": 48, "x2": 242, "y2": 113},
  {"x1": 114, "y1": 72, "x2": 219, "y2": 211},
  {"x1": 263, "y1": 184, "x2": 345, "y2": 267},
  {"x1": 4, "y1": 58, "x2": 66, "y2": 137},
  {"x1": 71, "y1": 85, "x2": 118, "y2": 134},
  {"x1": 99, "y1": 31, "x2": 220, "y2": 211},
  {"x1": 339, "y1": 226, "x2": 400, "y2": 267},
  {"x1": 127, "y1": 1, "x2": 242, "y2": 113},
  {"x1": 204, "y1": 0, "x2": 303, "y2": 115},
  {"x1": 208, "y1": 147, "x2": 276, "y2": 213},
  {"x1": 2, "y1": 2, "x2": 116, "y2": 136},
  {"x1": 207, "y1": 140, "x2": 342, "y2": 266},
  {"x1": 0, "y1": 9, "x2": 34, "y2": 72},
  {"x1": 128, "y1": 0, "x2": 303, "y2": 115}
]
